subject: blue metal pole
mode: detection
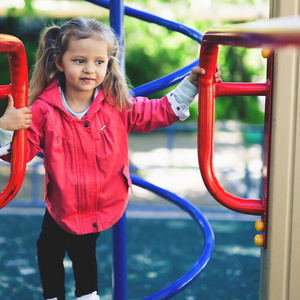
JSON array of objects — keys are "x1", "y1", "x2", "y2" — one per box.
[
  {"x1": 130, "y1": 174, "x2": 214, "y2": 299},
  {"x1": 109, "y1": 0, "x2": 125, "y2": 68},
  {"x1": 112, "y1": 212, "x2": 127, "y2": 300},
  {"x1": 110, "y1": 0, "x2": 127, "y2": 299}
]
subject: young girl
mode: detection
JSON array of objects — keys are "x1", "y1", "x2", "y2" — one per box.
[{"x1": 0, "y1": 17, "x2": 221, "y2": 300}]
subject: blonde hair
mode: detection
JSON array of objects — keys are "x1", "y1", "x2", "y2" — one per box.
[{"x1": 29, "y1": 17, "x2": 132, "y2": 110}]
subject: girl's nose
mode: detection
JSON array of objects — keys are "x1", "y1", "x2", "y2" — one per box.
[{"x1": 83, "y1": 62, "x2": 94, "y2": 74}]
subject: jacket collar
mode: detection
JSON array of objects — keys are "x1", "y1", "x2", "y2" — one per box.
[{"x1": 37, "y1": 78, "x2": 106, "y2": 119}]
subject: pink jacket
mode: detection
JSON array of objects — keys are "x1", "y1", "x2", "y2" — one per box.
[{"x1": 24, "y1": 79, "x2": 178, "y2": 234}]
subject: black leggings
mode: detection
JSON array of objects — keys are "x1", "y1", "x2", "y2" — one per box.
[{"x1": 37, "y1": 210, "x2": 100, "y2": 300}]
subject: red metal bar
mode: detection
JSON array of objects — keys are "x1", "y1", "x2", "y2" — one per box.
[
  {"x1": 0, "y1": 85, "x2": 12, "y2": 99},
  {"x1": 197, "y1": 40, "x2": 266, "y2": 215},
  {"x1": 216, "y1": 82, "x2": 268, "y2": 97},
  {"x1": 202, "y1": 16, "x2": 300, "y2": 49},
  {"x1": 259, "y1": 51, "x2": 273, "y2": 248},
  {"x1": 197, "y1": 15, "x2": 300, "y2": 242},
  {"x1": 0, "y1": 34, "x2": 28, "y2": 208}
]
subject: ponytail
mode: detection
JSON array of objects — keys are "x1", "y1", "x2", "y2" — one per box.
[{"x1": 28, "y1": 26, "x2": 61, "y2": 105}]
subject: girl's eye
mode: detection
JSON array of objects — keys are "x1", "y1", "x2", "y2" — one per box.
[
  {"x1": 96, "y1": 60, "x2": 103, "y2": 65},
  {"x1": 75, "y1": 59, "x2": 84, "y2": 63}
]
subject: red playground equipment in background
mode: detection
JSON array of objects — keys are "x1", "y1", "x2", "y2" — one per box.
[{"x1": 0, "y1": 34, "x2": 28, "y2": 208}]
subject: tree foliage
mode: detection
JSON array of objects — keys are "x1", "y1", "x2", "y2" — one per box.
[{"x1": 0, "y1": 0, "x2": 267, "y2": 124}]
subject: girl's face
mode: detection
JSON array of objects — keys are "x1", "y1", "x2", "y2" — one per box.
[{"x1": 54, "y1": 36, "x2": 109, "y2": 100}]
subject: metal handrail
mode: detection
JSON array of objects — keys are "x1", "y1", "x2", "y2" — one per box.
[
  {"x1": 198, "y1": 41, "x2": 268, "y2": 216},
  {"x1": 198, "y1": 15, "x2": 300, "y2": 217},
  {"x1": 199, "y1": 15, "x2": 300, "y2": 48},
  {"x1": 0, "y1": 34, "x2": 28, "y2": 209}
]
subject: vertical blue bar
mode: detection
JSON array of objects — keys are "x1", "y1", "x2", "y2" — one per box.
[
  {"x1": 112, "y1": 213, "x2": 127, "y2": 300},
  {"x1": 110, "y1": 0, "x2": 127, "y2": 299},
  {"x1": 110, "y1": 0, "x2": 125, "y2": 69}
]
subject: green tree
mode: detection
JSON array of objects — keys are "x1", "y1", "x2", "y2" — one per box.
[
  {"x1": 214, "y1": 46, "x2": 265, "y2": 124},
  {"x1": 0, "y1": 0, "x2": 267, "y2": 124}
]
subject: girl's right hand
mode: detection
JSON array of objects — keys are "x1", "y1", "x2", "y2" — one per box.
[
  {"x1": 187, "y1": 64, "x2": 222, "y2": 87},
  {"x1": 0, "y1": 95, "x2": 32, "y2": 131}
]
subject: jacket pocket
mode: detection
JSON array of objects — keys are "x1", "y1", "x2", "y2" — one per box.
[{"x1": 122, "y1": 164, "x2": 133, "y2": 193}]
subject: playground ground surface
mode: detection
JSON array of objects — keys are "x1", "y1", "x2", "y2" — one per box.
[
  {"x1": 0, "y1": 213, "x2": 259, "y2": 300},
  {"x1": 0, "y1": 126, "x2": 262, "y2": 299}
]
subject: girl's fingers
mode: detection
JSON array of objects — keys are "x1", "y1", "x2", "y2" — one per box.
[{"x1": 7, "y1": 95, "x2": 14, "y2": 108}]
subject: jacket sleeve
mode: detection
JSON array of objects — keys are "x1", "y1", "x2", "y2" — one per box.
[
  {"x1": 26, "y1": 100, "x2": 46, "y2": 161},
  {"x1": 127, "y1": 95, "x2": 179, "y2": 133},
  {"x1": 0, "y1": 128, "x2": 13, "y2": 147},
  {"x1": 0, "y1": 129, "x2": 13, "y2": 158}
]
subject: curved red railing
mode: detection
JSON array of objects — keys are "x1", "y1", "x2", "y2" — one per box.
[
  {"x1": 198, "y1": 41, "x2": 268, "y2": 216},
  {"x1": 198, "y1": 16, "x2": 300, "y2": 217},
  {"x1": 0, "y1": 34, "x2": 28, "y2": 208}
]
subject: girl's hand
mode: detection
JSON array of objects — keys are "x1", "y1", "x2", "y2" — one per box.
[
  {"x1": 0, "y1": 95, "x2": 32, "y2": 131},
  {"x1": 187, "y1": 64, "x2": 222, "y2": 87}
]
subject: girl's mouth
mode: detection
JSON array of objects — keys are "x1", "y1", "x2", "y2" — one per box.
[{"x1": 81, "y1": 78, "x2": 95, "y2": 83}]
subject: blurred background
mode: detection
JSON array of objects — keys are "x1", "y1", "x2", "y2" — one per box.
[
  {"x1": 0, "y1": 1, "x2": 270, "y2": 299},
  {"x1": 0, "y1": 0, "x2": 268, "y2": 124}
]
